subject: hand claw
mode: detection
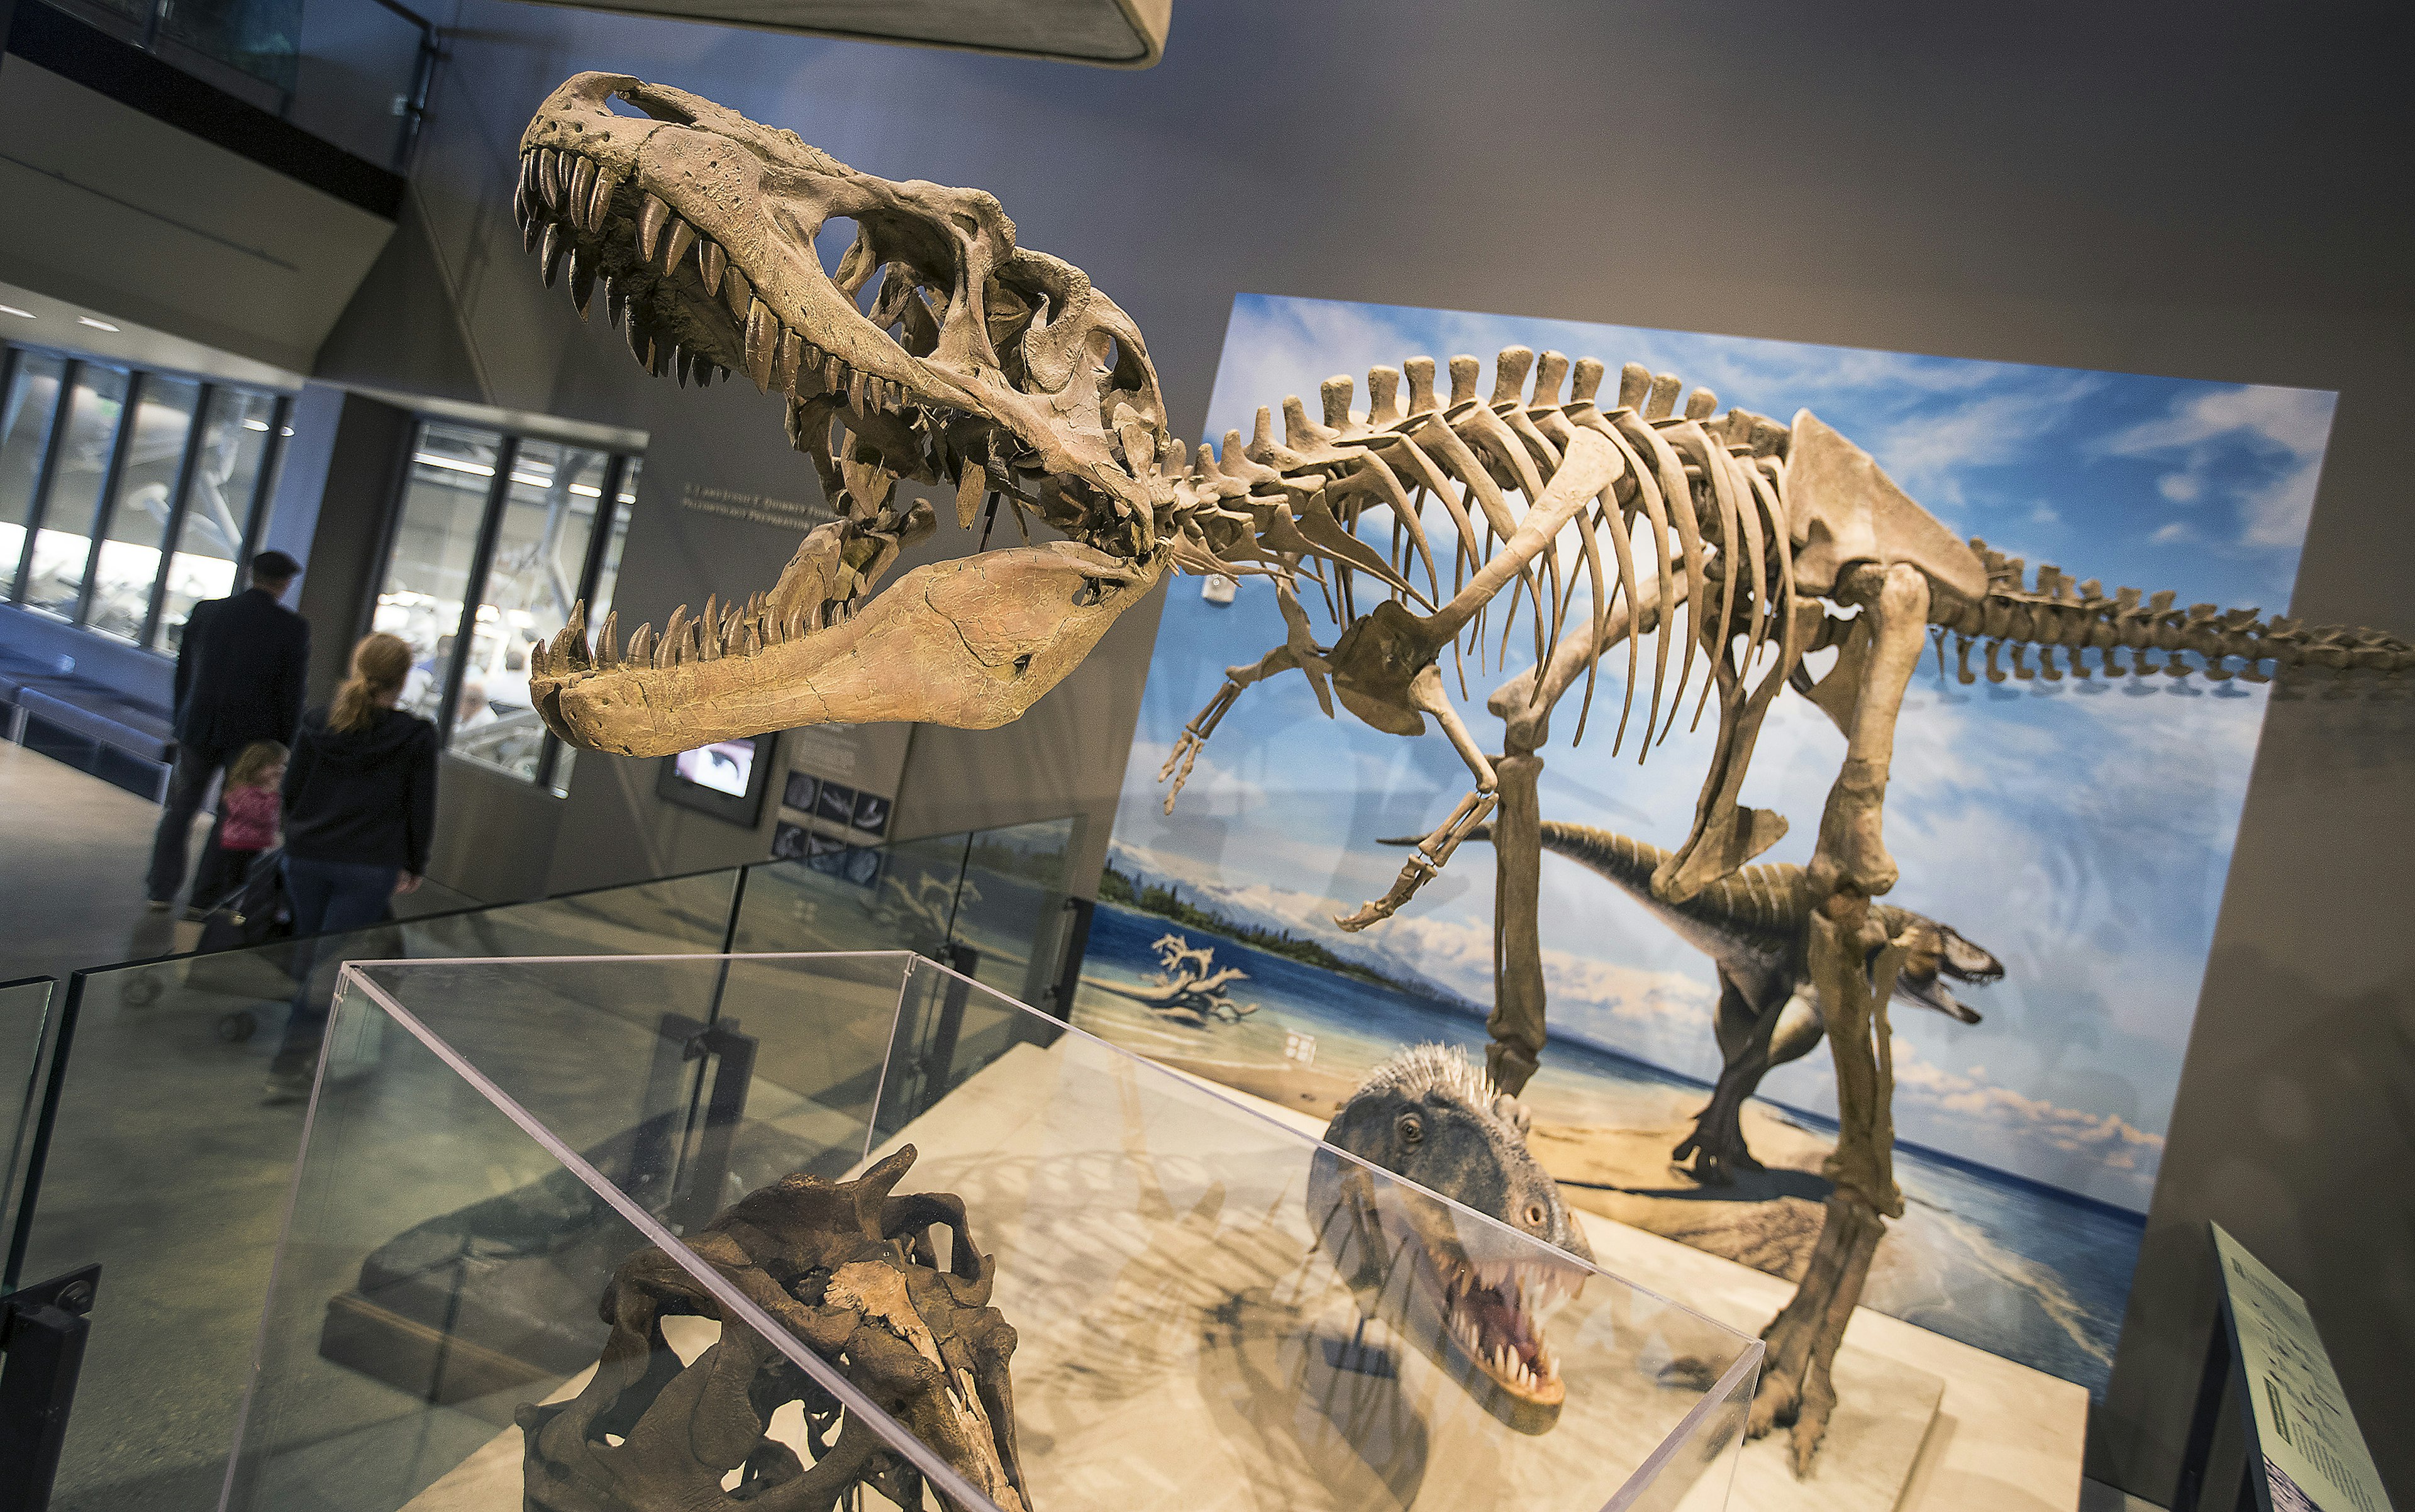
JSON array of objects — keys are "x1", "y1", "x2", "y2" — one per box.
[
  {"x1": 1333, "y1": 855, "x2": 1435, "y2": 933},
  {"x1": 1157, "y1": 732, "x2": 1204, "y2": 813}
]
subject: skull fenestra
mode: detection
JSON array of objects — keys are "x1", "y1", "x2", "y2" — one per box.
[{"x1": 516, "y1": 1147, "x2": 1030, "y2": 1512}]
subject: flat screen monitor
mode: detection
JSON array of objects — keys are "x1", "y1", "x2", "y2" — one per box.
[{"x1": 655, "y1": 733, "x2": 775, "y2": 826}]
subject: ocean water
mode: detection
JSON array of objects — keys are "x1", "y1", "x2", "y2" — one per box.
[{"x1": 1072, "y1": 900, "x2": 2140, "y2": 1397}]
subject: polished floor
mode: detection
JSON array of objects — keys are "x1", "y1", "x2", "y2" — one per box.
[
  {"x1": 0, "y1": 743, "x2": 474, "y2": 987},
  {"x1": 0, "y1": 747, "x2": 530, "y2": 1510}
]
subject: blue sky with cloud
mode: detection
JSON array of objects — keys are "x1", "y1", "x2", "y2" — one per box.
[{"x1": 1107, "y1": 295, "x2": 2335, "y2": 1212}]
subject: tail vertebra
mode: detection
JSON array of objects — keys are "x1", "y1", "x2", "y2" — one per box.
[{"x1": 1933, "y1": 542, "x2": 2413, "y2": 689}]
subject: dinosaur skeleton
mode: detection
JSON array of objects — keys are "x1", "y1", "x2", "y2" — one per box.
[{"x1": 508, "y1": 74, "x2": 2412, "y2": 1470}]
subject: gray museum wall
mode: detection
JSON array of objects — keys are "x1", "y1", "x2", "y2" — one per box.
[{"x1": 300, "y1": 1, "x2": 2413, "y2": 1501}]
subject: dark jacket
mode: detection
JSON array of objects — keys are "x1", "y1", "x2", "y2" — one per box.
[
  {"x1": 174, "y1": 587, "x2": 309, "y2": 753},
  {"x1": 282, "y1": 706, "x2": 438, "y2": 874}
]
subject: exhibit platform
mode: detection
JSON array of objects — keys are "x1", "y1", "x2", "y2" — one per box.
[{"x1": 383, "y1": 1021, "x2": 2081, "y2": 1512}]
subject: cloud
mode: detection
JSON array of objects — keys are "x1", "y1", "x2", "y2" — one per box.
[
  {"x1": 1866, "y1": 371, "x2": 2102, "y2": 509},
  {"x1": 2099, "y1": 384, "x2": 2337, "y2": 550},
  {"x1": 1889, "y1": 1040, "x2": 2165, "y2": 1173}
]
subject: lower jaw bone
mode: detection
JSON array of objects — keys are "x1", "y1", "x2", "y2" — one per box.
[{"x1": 545, "y1": 542, "x2": 1158, "y2": 755}]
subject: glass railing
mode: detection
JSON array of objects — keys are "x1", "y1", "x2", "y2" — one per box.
[
  {"x1": 0, "y1": 976, "x2": 57, "y2": 1281},
  {"x1": 0, "y1": 816, "x2": 1082, "y2": 1508},
  {"x1": 36, "y1": 0, "x2": 436, "y2": 172},
  {"x1": 221, "y1": 953, "x2": 1756, "y2": 1511}
]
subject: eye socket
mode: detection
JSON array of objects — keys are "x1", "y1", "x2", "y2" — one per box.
[{"x1": 1397, "y1": 1113, "x2": 1423, "y2": 1146}]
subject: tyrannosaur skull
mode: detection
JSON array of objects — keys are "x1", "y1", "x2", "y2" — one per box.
[
  {"x1": 514, "y1": 74, "x2": 1178, "y2": 755},
  {"x1": 517, "y1": 1145, "x2": 1030, "y2": 1512}
]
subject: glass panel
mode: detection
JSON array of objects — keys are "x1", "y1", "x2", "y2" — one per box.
[
  {"x1": 0, "y1": 352, "x2": 67, "y2": 601},
  {"x1": 950, "y1": 816, "x2": 1079, "y2": 1008},
  {"x1": 548, "y1": 457, "x2": 638, "y2": 794},
  {"x1": 40, "y1": 0, "x2": 149, "y2": 40},
  {"x1": 219, "y1": 953, "x2": 1756, "y2": 1512},
  {"x1": 4, "y1": 871, "x2": 741, "y2": 1504},
  {"x1": 158, "y1": 0, "x2": 304, "y2": 94},
  {"x1": 448, "y1": 440, "x2": 608, "y2": 782},
  {"x1": 287, "y1": 0, "x2": 426, "y2": 170},
  {"x1": 1, "y1": 976, "x2": 57, "y2": 1265},
  {"x1": 23, "y1": 364, "x2": 129, "y2": 620},
  {"x1": 85, "y1": 375, "x2": 199, "y2": 643},
  {"x1": 372, "y1": 422, "x2": 498, "y2": 723},
  {"x1": 155, "y1": 387, "x2": 279, "y2": 652}
]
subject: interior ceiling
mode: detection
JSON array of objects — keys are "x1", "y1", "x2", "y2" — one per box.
[
  {"x1": 0, "y1": 277, "x2": 304, "y2": 391},
  {"x1": 504, "y1": 0, "x2": 1170, "y2": 65}
]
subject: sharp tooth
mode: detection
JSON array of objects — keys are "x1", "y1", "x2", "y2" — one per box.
[
  {"x1": 826, "y1": 355, "x2": 845, "y2": 392},
  {"x1": 569, "y1": 248, "x2": 597, "y2": 316},
  {"x1": 696, "y1": 238, "x2": 724, "y2": 296},
  {"x1": 626, "y1": 314, "x2": 648, "y2": 366},
  {"x1": 721, "y1": 267, "x2": 752, "y2": 323},
  {"x1": 598, "y1": 610, "x2": 618, "y2": 666},
  {"x1": 637, "y1": 194, "x2": 670, "y2": 262},
  {"x1": 741, "y1": 622, "x2": 760, "y2": 657},
  {"x1": 568, "y1": 156, "x2": 597, "y2": 225},
  {"x1": 776, "y1": 330, "x2": 804, "y2": 394},
  {"x1": 523, "y1": 209, "x2": 543, "y2": 255},
  {"x1": 744, "y1": 302, "x2": 777, "y2": 389},
  {"x1": 701, "y1": 595, "x2": 719, "y2": 650},
  {"x1": 536, "y1": 148, "x2": 562, "y2": 208},
  {"x1": 603, "y1": 277, "x2": 625, "y2": 328},
  {"x1": 662, "y1": 216, "x2": 696, "y2": 276},
  {"x1": 540, "y1": 223, "x2": 566, "y2": 287},
  {"x1": 625, "y1": 623, "x2": 653, "y2": 663},
  {"x1": 586, "y1": 167, "x2": 621, "y2": 233},
  {"x1": 847, "y1": 370, "x2": 869, "y2": 414},
  {"x1": 658, "y1": 606, "x2": 690, "y2": 669}
]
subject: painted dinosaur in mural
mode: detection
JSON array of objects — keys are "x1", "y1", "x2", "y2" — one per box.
[
  {"x1": 1309, "y1": 1043, "x2": 1594, "y2": 1428},
  {"x1": 1428, "y1": 820, "x2": 2003, "y2": 1186},
  {"x1": 508, "y1": 73, "x2": 2411, "y2": 1468}
]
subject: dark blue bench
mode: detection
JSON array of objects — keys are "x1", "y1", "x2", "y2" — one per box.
[
  {"x1": 0, "y1": 606, "x2": 180, "y2": 801},
  {"x1": 13, "y1": 683, "x2": 177, "y2": 801}
]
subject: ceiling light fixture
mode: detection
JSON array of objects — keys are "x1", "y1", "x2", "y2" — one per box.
[
  {"x1": 243, "y1": 418, "x2": 269, "y2": 431},
  {"x1": 77, "y1": 316, "x2": 121, "y2": 332},
  {"x1": 0, "y1": 304, "x2": 33, "y2": 319}
]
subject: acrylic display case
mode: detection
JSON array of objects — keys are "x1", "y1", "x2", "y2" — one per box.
[{"x1": 224, "y1": 953, "x2": 1758, "y2": 1512}]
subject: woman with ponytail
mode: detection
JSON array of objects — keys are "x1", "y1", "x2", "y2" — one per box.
[{"x1": 267, "y1": 631, "x2": 438, "y2": 1100}]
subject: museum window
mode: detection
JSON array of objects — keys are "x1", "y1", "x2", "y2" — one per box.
[
  {"x1": 370, "y1": 418, "x2": 641, "y2": 795},
  {"x1": 0, "y1": 341, "x2": 291, "y2": 650}
]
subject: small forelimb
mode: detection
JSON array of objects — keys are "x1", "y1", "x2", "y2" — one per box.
[
  {"x1": 1158, "y1": 639, "x2": 1324, "y2": 813},
  {"x1": 1159, "y1": 677, "x2": 1244, "y2": 813},
  {"x1": 1336, "y1": 665, "x2": 1497, "y2": 931},
  {"x1": 1335, "y1": 787, "x2": 1497, "y2": 933}
]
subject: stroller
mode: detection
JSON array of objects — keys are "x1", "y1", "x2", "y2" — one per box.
[
  {"x1": 195, "y1": 850, "x2": 295, "y2": 1041},
  {"x1": 196, "y1": 848, "x2": 296, "y2": 956},
  {"x1": 120, "y1": 851, "x2": 297, "y2": 1035}
]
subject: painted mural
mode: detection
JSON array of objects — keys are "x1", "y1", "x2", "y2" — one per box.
[{"x1": 1070, "y1": 294, "x2": 2336, "y2": 1396}]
